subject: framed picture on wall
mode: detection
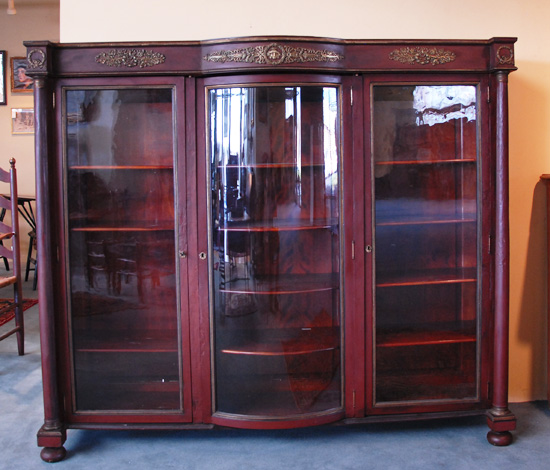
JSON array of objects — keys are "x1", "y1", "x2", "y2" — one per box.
[
  {"x1": 11, "y1": 108, "x2": 34, "y2": 134},
  {"x1": 11, "y1": 57, "x2": 33, "y2": 93},
  {"x1": 0, "y1": 51, "x2": 6, "y2": 105}
]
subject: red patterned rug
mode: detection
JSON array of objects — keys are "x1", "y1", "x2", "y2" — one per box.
[{"x1": 0, "y1": 299, "x2": 39, "y2": 327}]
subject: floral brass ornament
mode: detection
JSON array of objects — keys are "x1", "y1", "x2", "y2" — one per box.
[
  {"x1": 496, "y1": 46, "x2": 514, "y2": 65},
  {"x1": 95, "y1": 49, "x2": 166, "y2": 68},
  {"x1": 204, "y1": 43, "x2": 344, "y2": 65},
  {"x1": 389, "y1": 46, "x2": 456, "y2": 65},
  {"x1": 27, "y1": 49, "x2": 46, "y2": 69}
]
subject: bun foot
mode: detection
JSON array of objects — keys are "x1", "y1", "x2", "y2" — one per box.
[
  {"x1": 40, "y1": 446, "x2": 67, "y2": 463},
  {"x1": 487, "y1": 430, "x2": 513, "y2": 446}
]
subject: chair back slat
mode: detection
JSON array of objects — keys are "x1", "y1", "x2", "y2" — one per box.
[
  {"x1": 0, "y1": 197, "x2": 10, "y2": 210},
  {"x1": 0, "y1": 221, "x2": 11, "y2": 233},
  {"x1": 0, "y1": 167, "x2": 9, "y2": 183},
  {"x1": 0, "y1": 244, "x2": 13, "y2": 260}
]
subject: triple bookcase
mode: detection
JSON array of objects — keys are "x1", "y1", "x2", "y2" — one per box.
[{"x1": 24, "y1": 36, "x2": 517, "y2": 462}]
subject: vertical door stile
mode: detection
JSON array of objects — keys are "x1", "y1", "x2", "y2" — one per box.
[
  {"x1": 188, "y1": 76, "x2": 214, "y2": 423},
  {"x1": 344, "y1": 75, "x2": 367, "y2": 418}
]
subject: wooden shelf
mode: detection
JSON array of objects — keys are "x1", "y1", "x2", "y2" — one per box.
[
  {"x1": 71, "y1": 226, "x2": 173, "y2": 232},
  {"x1": 70, "y1": 221, "x2": 174, "y2": 232},
  {"x1": 218, "y1": 218, "x2": 338, "y2": 232},
  {"x1": 69, "y1": 165, "x2": 173, "y2": 170},
  {"x1": 217, "y1": 163, "x2": 326, "y2": 169},
  {"x1": 76, "y1": 378, "x2": 181, "y2": 411},
  {"x1": 375, "y1": 371, "x2": 477, "y2": 403},
  {"x1": 375, "y1": 158, "x2": 476, "y2": 166},
  {"x1": 377, "y1": 322, "x2": 477, "y2": 348},
  {"x1": 220, "y1": 327, "x2": 339, "y2": 356},
  {"x1": 376, "y1": 267, "x2": 477, "y2": 288},
  {"x1": 74, "y1": 329, "x2": 178, "y2": 353},
  {"x1": 215, "y1": 373, "x2": 341, "y2": 417},
  {"x1": 220, "y1": 274, "x2": 339, "y2": 295},
  {"x1": 376, "y1": 213, "x2": 476, "y2": 227}
]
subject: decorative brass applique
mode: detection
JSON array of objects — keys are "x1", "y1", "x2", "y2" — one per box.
[
  {"x1": 389, "y1": 46, "x2": 456, "y2": 66},
  {"x1": 204, "y1": 43, "x2": 344, "y2": 65},
  {"x1": 27, "y1": 49, "x2": 46, "y2": 69},
  {"x1": 496, "y1": 46, "x2": 514, "y2": 65},
  {"x1": 95, "y1": 49, "x2": 166, "y2": 68}
]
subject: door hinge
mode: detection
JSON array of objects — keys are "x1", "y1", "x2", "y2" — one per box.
[
  {"x1": 350, "y1": 87, "x2": 353, "y2": 106},
  {"x1": 52, "y1": 91, "x2": 56, "y2": 109},
  {"x1": 488, "y1": 235, "x2": 493, "y2": 255},
  {"x1": 351, "y1": 240, "x2": 355, "y2": 260},
  {"x1": 487, "y1": 86, "x2": 490, "y2": 104},
  {"x1": 352, "y1": 389, "x2": 356, "y2": 409}
]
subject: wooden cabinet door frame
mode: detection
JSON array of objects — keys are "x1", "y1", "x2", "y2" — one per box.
[
  {"x1": 54, "y1": 76, "x2": 194, "y2": 425},
  {"x1": 362, "y1": 74, "x2": 493, "y2": 416}
]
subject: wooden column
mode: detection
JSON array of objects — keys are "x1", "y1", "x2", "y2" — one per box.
[
  {"x1": 486, "y1": 70, "x2": 516, "y2": 446},
  {"x1": 34, "y1": 77, "x2": 67, "y2": 463}
]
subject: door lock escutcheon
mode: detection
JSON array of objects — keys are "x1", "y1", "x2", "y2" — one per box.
[{"x1": 199, "y1": 252, "x2": 207, "y2": 260}]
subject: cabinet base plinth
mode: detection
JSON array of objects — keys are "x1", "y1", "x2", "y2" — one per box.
[
  {"x1": 38, "y1": 423, "x2": 67, "y2": 462},
  {"x1": 40, "y1": 446, "x2": 67, "y2": 463},
  {"x1": 485, "y1": 407, "x2": 516, "y2": 446},
  {"x1": 487, "y1": 430, "x2": 513, "y2": 446}
]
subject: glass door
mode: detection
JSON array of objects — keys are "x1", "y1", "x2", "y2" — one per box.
[
  {"x1": 207, "y1": 83, "x2": 342, "y2": 420},
  {"x1": 371, "y1": 84, "x2": 481, "y2": 406},
  {"x1": 63, "y1": 83, "x2": 189, "y2": 416}
]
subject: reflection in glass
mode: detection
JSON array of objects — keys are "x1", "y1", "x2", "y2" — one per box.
[
  {"x1": 209, "y1": 85, "x2": 342, "y2": 418},
  {"x1": 373, "y1": 85, "x2": 479, "y2": 404},
  {"x1": 65, "y1": 88, "x2": 180, "y2": 411}
]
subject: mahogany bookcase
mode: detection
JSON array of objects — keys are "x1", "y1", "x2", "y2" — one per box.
[{"x1": 24, "y1": 36, "x2": 517, "y2": 462}]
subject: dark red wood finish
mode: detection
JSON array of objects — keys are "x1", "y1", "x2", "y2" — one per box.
[
  {"x1": 25, "y1": 37, "x2": 516, "y2": 78},
  {"x1": 540, "y1": 175, "x2": 550, "y2": 408},
  {"x1": 34, "y1": 77, "x2": 67, "y2": 463},
  {"x1": 191, "y1": 76, "x2": 215, "y2": 425},
  {"x1": 24, "y1": 37, "x2": 517, "y2": 461},
  {"x1": 343, "y1": 74, "x2": 365, "y2": 419},
  {"x1": 486, "y1": 71, "x2": 516, "y2": 446}
]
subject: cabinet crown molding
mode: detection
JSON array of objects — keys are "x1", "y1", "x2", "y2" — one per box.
[{"x1": 23, "y1": 36, "x2": 517, "y2": 77}]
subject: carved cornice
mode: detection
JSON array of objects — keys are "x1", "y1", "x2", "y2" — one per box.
[
  {"x1": 389, "y1": 46, "x2": 456, "y2": 66},
  {"x1": 95, "y1": 49, "x2": 166, "y2": 68},
  {"x1": 27, "y1": 49, "x2": 46, "y2": 69},
  {"x1": 496, "y1": 46, "x2": 514, "y2": 65},
  {"x1": 204, "y1": 43, "x2": 344, "y2": 65}
]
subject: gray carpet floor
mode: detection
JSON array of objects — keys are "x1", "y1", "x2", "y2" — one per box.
[{"x1": 1, "y1": 273, "x2": 549, "y2": 469}]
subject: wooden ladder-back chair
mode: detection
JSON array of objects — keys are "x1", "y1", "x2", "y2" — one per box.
[{"x1": 0, "y1": 158, "x2": 24, "y2": 355}]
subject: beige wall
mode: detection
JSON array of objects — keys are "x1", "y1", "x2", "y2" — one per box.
[
  {"x1": 55, "y1": 0, "x2": 550, "y2": 403},
  {"x1": 0, "y1": 1, "x2": 59, "y2": 250}
]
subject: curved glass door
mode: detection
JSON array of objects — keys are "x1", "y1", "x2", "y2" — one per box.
[
  {"x1": 208, "y1": 85, "x2": 342, "y2": 419},
  {"x1": 372, "y1": 84, "x2": 480, "y2": 405}
]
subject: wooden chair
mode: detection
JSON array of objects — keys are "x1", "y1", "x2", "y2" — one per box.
[{"x1": 0, "y1": 159, "x2": 24, "y2": 355}]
